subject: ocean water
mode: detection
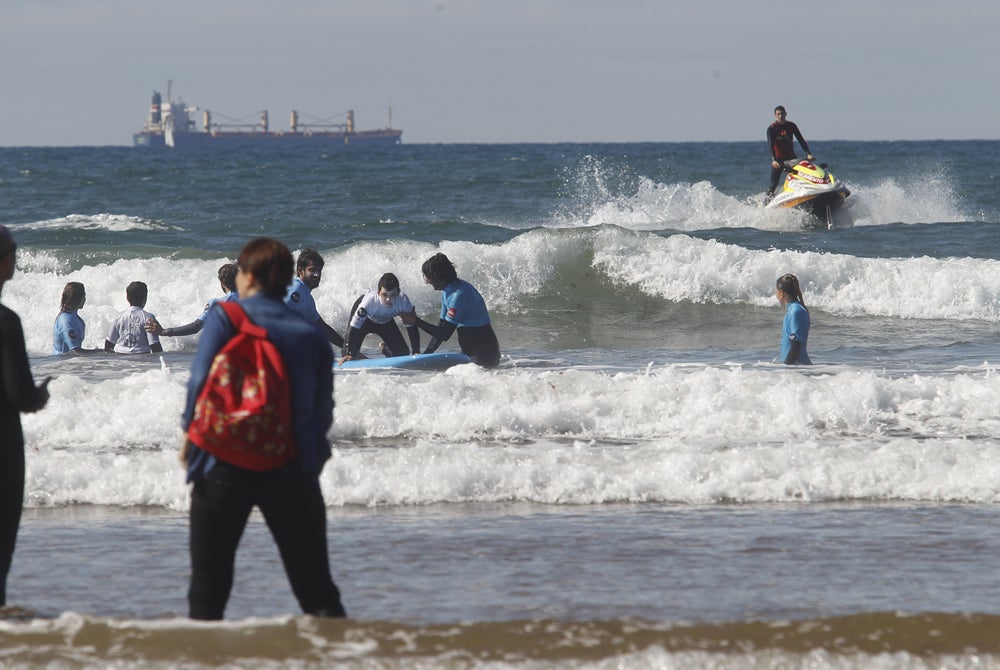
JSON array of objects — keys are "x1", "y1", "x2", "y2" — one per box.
[{"x1": 1, "y1": 140, "x2": 1000, "y2": 668}]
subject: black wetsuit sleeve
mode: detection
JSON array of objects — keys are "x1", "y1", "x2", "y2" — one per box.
[
  {"x1": 792, "y1": 124, "x2": 811, "y2": 155},
  {"x1": 783, "y1": 340, "x2": 802, "y2": 365},
  {"x1": 163, "y1": 320, "x2": 204, "y2": 337},
  {"x1": 406, "y1": 325, "x2": 420, "y2": 355},
  {"x1": 341, "y1": 294, "x2": 366, "y2": 357},
  {"x1": 320, "y1": 320, "x2": 345, "y2": 348},
  {"x1": 414, "y1": 317, "x2": 456, "y2": 347},
  {"x1": 344, "y1": 325, "x2": 364, "y2": 358},
  {"x1": 0, "y1": 309, "x2": 47, "y2": 413}
]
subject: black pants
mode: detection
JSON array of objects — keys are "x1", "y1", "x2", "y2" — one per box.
[
  {"x1": 767, "y1": 164, "x2": 785, "y2": 197},
  {"x1": 360, "y1": 319, "x2": 410, "y2": 357},
  {"x1": 458, "y1": 323, "x2": 502, "y2": 368},
  {"x1": 0, "y1": 431, "x2": 24, "y2": 607},
  {"x1": 188, "y1": 461, "x2": 346, "y2": 620}
]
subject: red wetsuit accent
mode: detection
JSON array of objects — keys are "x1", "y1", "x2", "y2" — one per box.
[{"x1": 768, "y1": 121, "x2": 810, "y2": 162}]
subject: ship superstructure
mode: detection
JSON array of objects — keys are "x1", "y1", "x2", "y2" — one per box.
[{"x1": 133, "y1": 83, "x2": 402, "y2": 148}]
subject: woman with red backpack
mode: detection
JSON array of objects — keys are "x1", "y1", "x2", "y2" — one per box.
[{"x1": 181, "y1": 236, "x2": 345, "y2": 620}]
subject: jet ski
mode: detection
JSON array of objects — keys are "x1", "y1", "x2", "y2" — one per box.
[{"x1": 765, "y1": 158, "x2": 851, "y2": 229}]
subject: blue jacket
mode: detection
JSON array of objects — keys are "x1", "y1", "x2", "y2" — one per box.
[{"x1": 182, "y1": 293, "x2": 334, "y2": 479}]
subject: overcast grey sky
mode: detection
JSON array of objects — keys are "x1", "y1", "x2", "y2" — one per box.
[{"x1": 1, "y1": 0, "x2": 997, "y2": 146}]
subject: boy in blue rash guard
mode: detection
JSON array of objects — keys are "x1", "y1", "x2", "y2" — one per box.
[
  {"x1": 342, "y1": 272, "x2": 420, "y2": 360},
  {"x1": 407, "y1": 253, "x2": 501, "y2": 368},
  {"x1": 283, "y1": 248, "x2": 345, "y2": 348},
  {"x1": 145, "y1": 263, "x2": 239, "y2": 338},
  {"x1": 776, "y1": 273, "x2": 812, "y2": 365},
  {"x1": 52, "y1": 282, "x2": 88, "y2": 354}
]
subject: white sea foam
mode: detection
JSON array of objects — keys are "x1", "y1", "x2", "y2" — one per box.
[
  {"x1": 546, "y1": 154, "x2": 973, "y2": 231},
  {"x1": 19, "y1": 362, "x2": 1000, "y2": 508},
  {"x1": 846, "y1": 174, "x2": 968, "y2": 226},
  {"x1": 21, "y1": 213, "x2": 179, "y2": 233},
  {"x1": 591, "y1": 227, "x2": 1000, "y2": 320}
]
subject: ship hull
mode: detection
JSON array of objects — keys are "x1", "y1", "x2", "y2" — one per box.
[
  {"x1": 133, "y1": 129, "x2": 402, "y2": 148},
  {"x1": 133, "y1": 131, "x2": 166, "y2": 148}
]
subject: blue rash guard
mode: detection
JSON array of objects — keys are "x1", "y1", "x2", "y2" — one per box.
[
  {"x1": 182, "y1": 293, "x2": 334, "y2": 480},
  {"x1": 780, "y1": 301, "x2": 812, "y2": 365},
  {"x1": 52, "y1": 311, "x2": 86, "y2": 354},
  {"x1": 197, "y1": 291, "x2": 239, "y2": 321},
  {"x1": 415, "y1": 278, "x2": 501, "y2": 367},
  {"x1": 283, "y1": 277, "x2": 321, "y2": 323},
  {"x1": 440, "y1": 279, "x2": 492, "y2": 328}
]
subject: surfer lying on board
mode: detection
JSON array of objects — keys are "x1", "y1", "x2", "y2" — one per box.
[
  {"x1": 405, "y1": 253, "x2": 501, "y2": 368},
  {"x1": 340, "y1": 272, "x2": 420, "y2": 362},
  {"x1": 145, "y1": 263, "x2": 238, "y2": 338}
]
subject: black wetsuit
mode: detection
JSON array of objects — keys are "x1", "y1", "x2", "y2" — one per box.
[
  {"x1": 0, "y1": 304, "x2": 48, "y2": 605},
  {"x1": 418, "y1": 319, "x2": 501, "y2": 368},
  {"x1": 766, "y1": 120, "x2": 811, "y2": 197}
]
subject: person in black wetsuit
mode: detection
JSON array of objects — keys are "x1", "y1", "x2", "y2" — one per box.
[
  {"x1": 0, "y1": 226, "x2": 50, "y2": 606},
  {"x1": 404, "y1": 253, "x2": 501, "y2": 368},
  {"x1": 766, "y1": 105, "x2": 815, "y2": 203}
]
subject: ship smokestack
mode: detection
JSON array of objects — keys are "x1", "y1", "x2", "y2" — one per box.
[
  {"x1": 347, "y1": 110, "x2": 354, "y2": 133},
  {"x1": 290, "y1": 110, "x2": 298, "y2": 133},
  {"x1": 150, "y1": 92, "x2": 162, "y2": 125},
  {"x1": 204, "y1": 110, "x2": 212, "y2": 133},
  {"x1": 261, "y1": 110, "x2": 269, "y2": 133}
]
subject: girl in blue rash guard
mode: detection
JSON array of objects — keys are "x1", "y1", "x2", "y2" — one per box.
[
  {"x1": 410, "y1": 253, "x2": 501, "y2": 368},
  {"x1": 776, "y1": 273, "x2": 812, "y2": 365},
  {"x1": 52, "y1": 282, "x2": 88, "y2": 354}
]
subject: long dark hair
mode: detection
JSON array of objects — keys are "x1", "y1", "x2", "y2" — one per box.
[
  {"x1": 61, "y1": 281, "x2": 86, "y2": 312},
  {"x1": 238, "y1": 237, "x2": 294, "y2": 298},
  {"x1": 421, "y1": 253, "x2": 457, "y2": 287},
  {"x1": 218, "y1": 263, "x2": 238, "y2": 293},
  {"x1": 776, "y1": 273, "x2": 807, "y2": 310}
]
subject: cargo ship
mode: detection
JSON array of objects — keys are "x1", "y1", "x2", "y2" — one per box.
[{"x1": 133, "y1": 84, "x2": 402, "y2": 148}]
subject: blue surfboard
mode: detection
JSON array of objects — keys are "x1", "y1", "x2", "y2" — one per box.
[{"x1": 336, "y1": 352, "x2": 472, "y2": 371}]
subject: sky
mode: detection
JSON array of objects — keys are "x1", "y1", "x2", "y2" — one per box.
[{"x1": 1, "y1": 0, "x2": 998, "y2": 147}]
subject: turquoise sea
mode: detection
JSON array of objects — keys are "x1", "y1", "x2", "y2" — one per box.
[{"x1": 1, "y1": 140, "x2": 1000, "y2": 668}]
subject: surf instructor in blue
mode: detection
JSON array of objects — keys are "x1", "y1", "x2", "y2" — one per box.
[{"x1": 407, "y1": 253, "x2": 501, "y2": 367}]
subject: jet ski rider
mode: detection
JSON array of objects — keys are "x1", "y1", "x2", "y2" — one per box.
[{"x1": 765, "y1": 105, "x2": 814, "y2": 203}]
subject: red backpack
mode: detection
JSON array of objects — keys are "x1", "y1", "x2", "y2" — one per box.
[{"x1": 187, "y1": 302, "x2": 295, "y2": 471}]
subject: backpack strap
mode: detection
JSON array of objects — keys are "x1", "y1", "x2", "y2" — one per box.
[{"x1": 219, "y1": 301, "x2": 267, "y2": 339}]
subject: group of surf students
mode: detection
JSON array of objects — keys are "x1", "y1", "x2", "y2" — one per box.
[
  {"x1": 277, "y1": 247, "x2": 501, "y2": 368},
  {"x1": 52, "y1": 248, "x2": 503, "y2": 368},
  {"x1": 6, "y1": 223, "x2": 809, "y2": 618}
]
